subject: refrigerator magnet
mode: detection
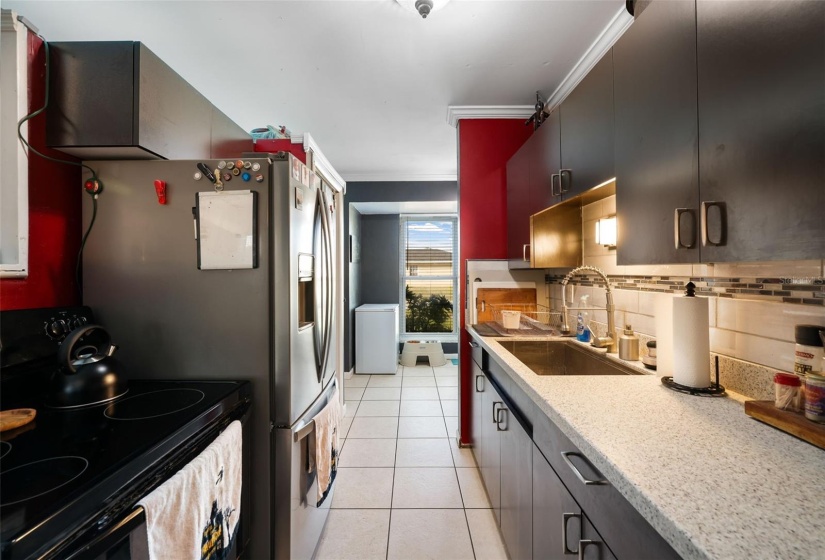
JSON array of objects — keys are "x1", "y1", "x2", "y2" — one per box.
[
  {"x1": 291, "y1": 157, "x2": 301, "y2": 182},
  {"x1": 301, "y1": 164, "x2": 310, "y2": 187}
]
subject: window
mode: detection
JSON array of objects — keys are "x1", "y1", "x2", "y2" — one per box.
[{"x1": 400, "y1": 216, "x2": 458, "y2": 336}]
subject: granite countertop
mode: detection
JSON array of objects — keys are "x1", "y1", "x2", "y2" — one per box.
[{"x1": 469, "y1": 327, "x2": 825, "y2": 560}]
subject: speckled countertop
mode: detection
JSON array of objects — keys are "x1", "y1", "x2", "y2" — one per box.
[{"x1": 469, "y1": 328, "x2": 825, "y2": 560}]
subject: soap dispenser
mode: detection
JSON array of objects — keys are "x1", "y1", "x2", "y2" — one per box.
[
  {"x1": 576, "y1": 295, "x2": 590, "y2": 343},
  {"x1": 619, "y1": 324, "x2": 639, "y2": 361}
]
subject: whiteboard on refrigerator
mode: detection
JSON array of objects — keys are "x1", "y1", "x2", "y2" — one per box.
[{"x1": 196, "y1": 190, "x2": 258, "y2": 270}]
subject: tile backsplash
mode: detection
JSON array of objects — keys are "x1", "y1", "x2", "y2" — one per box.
[{"x1": 544, "y1": 195, "x2": 825, "y2": 400}]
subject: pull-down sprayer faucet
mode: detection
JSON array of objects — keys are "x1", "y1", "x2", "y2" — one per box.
[{"x1": 560, "y1": 265, "x2": 618, "y2": 354}]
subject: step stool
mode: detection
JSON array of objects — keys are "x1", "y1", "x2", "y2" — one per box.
[{"x1": 400, "y1": 341, "x2": 447, "y2": 367}]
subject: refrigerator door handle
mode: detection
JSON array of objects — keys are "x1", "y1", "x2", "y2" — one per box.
[
  {"x1": 319, "y1": 188, "x2": 335, "y2": 382},
  {"x1": 312, "y1": 197, "x2": 325, "y2": 377}
]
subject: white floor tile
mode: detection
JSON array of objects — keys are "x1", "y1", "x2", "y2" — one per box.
[
  {"x1": 315, "y1": 509, "x2": 390, "y2": 560},
  {"x1": 402, "y1": 367, "x2": 435, "y2": 377},
  {"x1": 344, "y1": 401, "x2": 359, "y2": 418},
  {"x1": 397, "y1": 416, "x2": 448, "y2": 438},
  {"x1": 340, "y1": 416, "x2": 354, "y2": 439},
  {"x1": 434, "y1": 365, "x2": 458, "y2": 376},
  {"x1": 402, "y1": 376, "x2": 437, "y2": 387},
  {"x1": 456, "y1": 468, "x2": 490, "y2": 508},
  {"x1": 387, "y1": 509, "x2": 474, "y2": 560},
  {"x1": 449, "y1": 438, "x2": 477, "y2": 468},
  {"x1": 338, "y1": 439, "x2": 397, "y2": 467},
  {"x1": 395, "y1": 438, "x2": 454, "y2": 467},
  {"x1": 441, "y1": 400, "x2": 458, "y2": 416},
  {"x1": 367, "y1": 375, "x2": 403, "y2": 388},
  {"x1": 466, "y1": 508, "x2": 508, "y2": 560},
  {"x1": 331, "y1": 468, "x2": 394, "y2": 509},
  {"x1": 362, "y1": 387, "x2": 402, "y2": 401},
  {"x1": 346, "y1": 375, "x2": 370, "y2": 388},
  {"x1": 392, "y1": 468, "x2": 463, "y2": 508},
  {"x1": 435, "y1": 376, "x2": 458, "y2": 387},
  {"x1": 399, "y1": 400, "x2": 444, "y2": 417},
  {"x1": 444, "y1": 416, "x2": 458, "y2": 437},
  {"x1": 401, "y1": 387, "x2": 440, "y2": 400},
  {"x1": 347, "y1": 416, "x2": 399, "y2": 439},
  {"x1": 344, "y1": 387, "x2": 365, "y2": 401},
  {"x1": 438, "y1": 386, "x2": 458, "y2": 400},
  {"x1": 356, "y1": 400, "x2": 401, "y2": 417}
]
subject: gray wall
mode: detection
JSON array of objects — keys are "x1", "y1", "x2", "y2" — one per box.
[{"x1": 344, "y1": 181, "x2": 458, "y2": 371}]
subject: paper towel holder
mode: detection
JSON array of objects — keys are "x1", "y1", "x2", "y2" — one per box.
[{"x1": 661, "y1": 356, "x2": 726, "y2": 397}]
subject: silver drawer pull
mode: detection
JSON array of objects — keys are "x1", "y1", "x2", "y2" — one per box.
[
  {"x1": 475, "y1": 375, "x2": 484, "y2": 392},
  {"x1": 496, "y1": 407, "x2": 507, "y2": 431},
  {"x1": 577, "y1": 540, "x2": 598, "y2": 560},
  {"x1": 469, "y1": 341, "x2": 479, "y2": 348},
  {"x1": 492, "y1": 401, "x2": 503, "y2": 422},
  {"x1": 561, "y1": 451, "x2": 608, "y2": 485},
  {"x1": 523, "y1": 244, "x2": 531, "y2": 262},
  {"x1": 562, "y1": 512, "x2": 581, "y2": 555}
]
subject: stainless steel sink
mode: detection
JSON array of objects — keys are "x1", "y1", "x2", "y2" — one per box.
[{"x1": 497, "y1": 340, "x2": 640, "y2": 376}]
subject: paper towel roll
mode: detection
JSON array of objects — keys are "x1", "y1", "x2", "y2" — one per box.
[
  {"x1": 655, "y1": 293, "x2": 674, "y2": 377},
  {"x1": 672, "y1": 295, "x2": 711, "y2": 388}
]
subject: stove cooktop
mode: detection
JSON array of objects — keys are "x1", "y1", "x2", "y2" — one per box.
[{"x1": 0, "y1": 379, "x2": 250, "y2": 560}]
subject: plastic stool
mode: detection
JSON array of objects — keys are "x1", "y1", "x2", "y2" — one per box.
[{"x1": 400, "y1": 341, "x2": 447, "y2": 367}]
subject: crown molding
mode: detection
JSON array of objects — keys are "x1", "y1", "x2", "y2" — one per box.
[
  {"x1": 446, "y1": 105, "x2": 535, "y2": 128},
  {"x1": 343, "y1": 172, "x2": 458, "y2": 183},
  {"x1": 544, "y1": 5, "x2": 633, "y2": 112},
  {"x1": 289, "y1": 133, "x2": 347, "y2": 193}
]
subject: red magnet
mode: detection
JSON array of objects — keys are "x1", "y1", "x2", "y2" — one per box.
[{"x1": 154, "y1": 180, "x2": 167, "y2": 205}]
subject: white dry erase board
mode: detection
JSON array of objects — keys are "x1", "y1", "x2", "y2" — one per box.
[{"x1": 196, "y1": 190, "x2": 258, "y2": 270}]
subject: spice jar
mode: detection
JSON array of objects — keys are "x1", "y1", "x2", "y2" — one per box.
[
  {"x1": 804, "y1": 374, "x2": 825, "y2": 423},
  {"x1": 773, "y1": 372, "x2": 802, "y2": 412},
  {"x1": 794, "y1": 324, "x2": 824, "y2": 376}
]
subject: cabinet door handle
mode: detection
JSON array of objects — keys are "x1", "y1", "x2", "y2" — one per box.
[
  {"x1": 523, "y1": 244, "x2": 531, "y2": 262},
  {"x1": 562, "y1": 512, "x2": 581, "y2": 555},
  {"x1": 475, "y1": 374, "x2": 484, "y2": 392},
  {"x1": 469, "y1": 341, "x2": 479, "y2": 348},
  {"x1": 674, "y1": 208, "x2": 696, "y2": 249},
  {"x1": 492, "y1": 400, "x2": 503, "y2": 422},
  {"x1": 577, "y1": 540, "x2": 598, "y2": 560},
  {"x1": 561, "y1": 452, "x2": 608, "y2": 485},
  {"x1": 496, "y1": 407, "x2": 507, "y2": 431},
  {"x1": 560, "y1": 169, "x2": 572, "y2": 193},
  {"x1": 701, "y1": 201, "x2": 727, "y2": 247},
  {"x1": 551, "y1": 173, "x2": 561, "y2": 196}
]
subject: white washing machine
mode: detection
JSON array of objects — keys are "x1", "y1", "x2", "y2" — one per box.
[{"x1": 355, "y1": 304, "x2": 400, "y2": 374}]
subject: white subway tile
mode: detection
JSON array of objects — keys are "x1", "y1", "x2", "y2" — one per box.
[
  {"x1": 710, "y1": 260, "x2": 821, "y2": 279},
  {"x1": 582, "y1": 200, "x2": 603, "y2": 221},
  {"x1": 624, "y1": 312, "x2": 656, "y2": 336},
  {"x1": 710, "y1": 328, "x2": 796, "y2": 372},
  {"x1": 716, "y1": 298, "x2": 825, "y2": 343},
  {"x1": 638, "y1": 291, "x2": 661, "y2": 316},
  {"x1": 624, "y1": 263, "x2": 693, "y2": 277},
  {"x1": 612, "y1": 289, "x2": 639, "y2": 314}
]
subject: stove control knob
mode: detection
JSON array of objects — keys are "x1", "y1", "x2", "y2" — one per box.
[
  {"x1": 71, "y1": 317, "x2": 85, "y2": 329},
  {"x1": 47, "y1": 321, "x2": 63, "y2": 337}
]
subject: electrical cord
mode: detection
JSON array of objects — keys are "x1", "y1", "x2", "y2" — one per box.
[{"x1": 16, "y1": 39, "x2": 101, "y2": 298}]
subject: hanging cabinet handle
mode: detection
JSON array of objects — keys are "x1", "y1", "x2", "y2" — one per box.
[
  {"x1": 475, "y1": 375, "x2": 484, "y2": 392},
  {"x1": 561, "y1": 452, "x2": 608, "y2": 485},
  {"x1": 468, "y1": 341, "x2": 479, "y2": 348},
  {"x1": 492, "y1": 401, "x2": 503, "y2": 422},
  {"x1": 560, "y1": 169, "x2": 572, "y2": 193},
  {"x1": 496, "y1": 406, "x2": 507, "y2": 431},
  {"x1": 562, "y1": 513, "x2": 582, "y2": 555},
  {"x1": 674, "y1": 208, "x2": 696, "y2": 249},
  {"x1": 551, "y1": 173, "x2": 561, "y2": 196},
  {"x1": 523, "y1": 244, "x2": 531, "y2": 262},
  {"x1": 701, "y1": 201, "x2": 727, "y2": 247},
  {"x1": 577, "y1": 540, "x2": 599, "y2": 560}
]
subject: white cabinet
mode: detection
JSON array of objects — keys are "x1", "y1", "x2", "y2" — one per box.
[{"x1": 355, "y1": 304, "x2": 399, "y2": 374}]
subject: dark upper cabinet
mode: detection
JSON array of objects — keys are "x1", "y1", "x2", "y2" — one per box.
[
  {"x1": 506, "y1": 110, "x2": 561, "y2": 267},
  {"x1": 696, "y1": 0, "x2": 825, "y2": 262},
  {"x1": 614, "y1": 0, "x2": 700, "y2": 265},
  {"x1": 559, "y1": 50, "x2": 615, "y2": 197}
]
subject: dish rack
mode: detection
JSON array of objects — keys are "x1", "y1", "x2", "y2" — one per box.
[{"x1": 488, "y1": 303, "x2": 563, "y2": 336}]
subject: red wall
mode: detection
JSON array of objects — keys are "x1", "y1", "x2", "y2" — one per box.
[
  {"x1": 0, "y1": 33, "x2": 82, "y2": 310},
  {"x1": 458, "y1": 119, "x2": 532, "y2": 445}
]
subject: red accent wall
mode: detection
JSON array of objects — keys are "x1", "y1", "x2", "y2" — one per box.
[
  {"x1": 458, "y1": 119, "x2": 532, "y2": 445},
  {"x1": 253, "y1": 138, "x2": 307, "y2": 164},
  {"x1": 0, "y1": 34, "x2": 82, "y2": 311}
]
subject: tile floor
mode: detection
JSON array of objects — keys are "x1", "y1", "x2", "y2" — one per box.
[{"x1": 314, "y1": 362, "x2": 508, "y2": 560}]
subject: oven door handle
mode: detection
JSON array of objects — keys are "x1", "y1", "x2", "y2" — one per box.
[{"x1": 63, "y1": 507, "x2": 146, "y2": 560}]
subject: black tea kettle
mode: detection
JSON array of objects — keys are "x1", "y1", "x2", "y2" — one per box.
[{"x1": 47, "y1": 325, "x2": 129, "y2": 408}]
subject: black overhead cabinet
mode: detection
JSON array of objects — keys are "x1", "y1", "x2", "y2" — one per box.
[
  {"x1": 559, "y1": 50, "x2": 615, "y2": 198},
  {"x1": 696, "y1": 0, "x2": 825, "y2": 262},
  {"x1": 613, "y1": 0, "x2": 700, "y2": 265}
]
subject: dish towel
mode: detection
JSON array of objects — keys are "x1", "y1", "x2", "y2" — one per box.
[
  {"x1": 307, "y1": 385, "x2": 341, "y2": 506},
  {"x1": 130, "y1": 420, "x2": 243, "y2": 560}
]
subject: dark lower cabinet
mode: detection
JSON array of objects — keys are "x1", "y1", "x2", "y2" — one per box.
[
  {"x1": 696, "y1": 0, "x2": 825, "y2": 261},
  {"x1": 499, "y1": 402, "x2": 533, "y2": 560},
  {"x1": 533, "y1": 446, "x2": 581, "y2": 559},
  {"x1": 581, "y1": 516, "x2": 617, "y2": 560},
  {"x1": 480, "y1": 376, "x2": 502, "y2": 521}
]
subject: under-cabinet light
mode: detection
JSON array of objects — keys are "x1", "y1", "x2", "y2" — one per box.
[{"x1": 595, "y1": 216, "x2": 617, "y2": 248}]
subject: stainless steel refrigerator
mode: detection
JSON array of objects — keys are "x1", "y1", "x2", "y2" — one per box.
[{"x1": 81, "y1": 154, "x2": 340, "y2": 559}]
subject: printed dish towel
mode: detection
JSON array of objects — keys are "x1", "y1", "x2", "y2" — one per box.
[
  {"x1": 130, "y1": 420, "x2": 243, "y2": 560},
  {"x1": 307, "y1": 385, "x2": 341, "y2": 506}
]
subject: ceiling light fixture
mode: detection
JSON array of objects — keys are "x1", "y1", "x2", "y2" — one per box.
[{"x1": 396, "y1": 0, "x2": 451, "y2": 19}]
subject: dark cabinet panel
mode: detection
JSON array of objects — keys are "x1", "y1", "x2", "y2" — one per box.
[
  {"x1": 500, "y1": 405, "x2": 533, "y2": 560},
  {"x1": 481, "y1": 378, "x2": 502, "y2": 521},
  {"x1": 532, "y1": 109, "x2": 563, "y2": 210},
  {"x1": 560, "y1": 51, "x2": 615, "y2": 197},
  {"x1": 696, "y1": 0, "x2": 825, "y2": 261},
  {"x1": 533, "y1": 447, "x2": 581, "y2": 560},
  {"x1": 471, "y1": 360, "x2": 484, "y2": 462},
  {"x1": 581, "y1": 516, "x2": 617, "y2": 560},
  {"x1": 614, "y1": 0, "x2": 701, "y2": 265}
]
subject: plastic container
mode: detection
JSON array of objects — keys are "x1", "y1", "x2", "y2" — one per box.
[
  {"x1": 501, "y1": 310, "x2": 521, "y2": 329},
  {"x1": 619, "y1": 324, "x2": 640, "y2": 361},
  {"x1": 576, "y1": 295, "x2": 590, "y2": 343},
  {"x1": 794, "y1": 324, "x2": 824, "y2": 376},
  {"x1": 804, "y1": 374, "x2": 825, "y2": 423},
  {"x1": 773, "y1": 372, "x2": 802, "y2": 412}
]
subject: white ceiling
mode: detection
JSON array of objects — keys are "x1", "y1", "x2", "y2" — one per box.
[{"x1": 8, "y1": 0, "x2": 626, "y2": 182}]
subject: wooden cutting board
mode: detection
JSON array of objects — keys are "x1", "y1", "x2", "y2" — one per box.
[
  {"x1": 476, "y1": 288, "x2": 537, "y2": 323},
  {"x1": 0, "y1": 409, "x2": 36, "y2": 432},
  {"x1": 744, "y1": 400, "x2": 825, "y2": 450}
]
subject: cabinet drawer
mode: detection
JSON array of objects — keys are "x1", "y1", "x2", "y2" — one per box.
[
  {"x1": 534, "y1": 414, "x2": 679, "y2": 560},
  {"x1": 469, "y1": 336, "x2": 485, "y2": 369}
]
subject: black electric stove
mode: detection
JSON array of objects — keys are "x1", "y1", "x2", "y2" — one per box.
[{"x1": 0, "y1": 306, "x2": 251, "y2": 560}]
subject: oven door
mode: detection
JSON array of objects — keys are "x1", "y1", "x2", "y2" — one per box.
[{"x1": 59, "y1": 401, "x2": 251, "y2": 560}]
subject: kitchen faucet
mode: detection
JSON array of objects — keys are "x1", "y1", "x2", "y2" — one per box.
[{"x1": 560, "y1": 265, "x2": 618, "y2": 354}]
